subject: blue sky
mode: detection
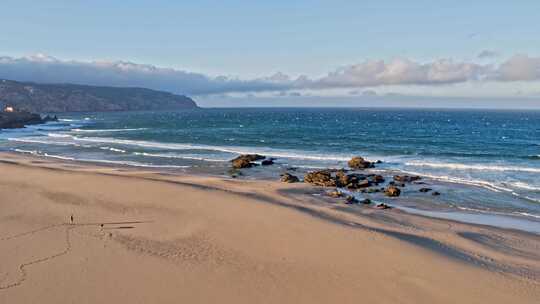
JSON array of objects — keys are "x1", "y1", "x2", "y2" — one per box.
[{"x1": 1, "y1": 1, "x2": 540, "y2": 107}]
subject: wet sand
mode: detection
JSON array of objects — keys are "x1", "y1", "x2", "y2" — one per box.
[{"x1": 0, "y1": 152, "x2": 539, "y2": 303}]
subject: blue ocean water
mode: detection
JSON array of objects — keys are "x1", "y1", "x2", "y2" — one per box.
[{"x1": 2, "y1": 108, "x2": 539, "y2": 231}]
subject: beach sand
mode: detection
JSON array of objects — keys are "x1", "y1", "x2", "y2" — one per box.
[{"x1": 0, "y1": 152, "x2": 539, "y2": 303}]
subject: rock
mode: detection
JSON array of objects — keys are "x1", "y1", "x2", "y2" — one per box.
[
  {"x1": 376, "y1": 203, "x2": 392, "y2": 210},
  {"x1": 304, "y1": 170, "x2": 337, "y2": 187},
  {"x1": 431, "y1": 191, "x2": 441, "y2": 196},
  {"x1": 389, "y1": 181, "x2": 405, "y2": 187},
  {"x1": 345, "y1": 195, "x2": 358, "y2": 204},
  {"x1": 348, "y1": 156, "x2": 373, "y2": 170},
  {"x1": 231, "y1": 154, "x2": 266, "y2": 169},
  {"x1": 336, "y1": 172, "x2": 371, "y2": 189},
  {"x1": 335, "y1": 170, "x2": 351, "y2": 187},
  {"x1": 359, "y1": 198, "x2": 372, "y2": 204},
  {"x1": 327, "y1": 189, "x2": 344, "y2": 198},
  {"x1": 384, "y1": 185, "x2": 401, "y2": 197},
  {"x1": 393, "y1": 175, "x2": 421, "y2": 183},
  {"x1": 261, "y1": 159, "x2": 274, "y2": 166},
  {"x1": 419, "y1": 187, "x2": 432, "y2": 193},
  {"x1": 366, "y1": 187, "x2": 380, "y2": 193},
  {"x1": 369, "y1": 174, "x2": 385, "y2": 184},
  {"x1": 234, "y1": 154, "x2": 266, "y2": 162},
  {"x1": 286, "y1": 167, "x2": 298, "y2": 171},
  {"x1": 0, "y1": 111, "x2": 46, "y2": 129},
  {"x1": 356, "y1": 179, "x2": 371, "y2": 188},
  {"x1": 231, "y1": 158, "x2": 255, "y2": 169},
  {"x1": 280, "y1": 173, "x2": 299, "y2": 183}
]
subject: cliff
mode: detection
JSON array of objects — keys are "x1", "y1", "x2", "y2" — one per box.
[
  {"x1": 0, "y1": 111, "x2": 58, "y2": 129},
  {"x1": 0, "y1": 79, "x2": 198, "y2": 113}
]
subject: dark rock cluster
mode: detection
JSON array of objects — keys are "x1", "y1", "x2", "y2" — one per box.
[
  {"x1": 280, "y1": 173, "x2": 300, "y2": 183},
  {"x1": 229, "y1": 154, "x2": 438, "y2": 210},
  {"x1": 231, "y1": 154, "x2": 266, "y2": 169}
]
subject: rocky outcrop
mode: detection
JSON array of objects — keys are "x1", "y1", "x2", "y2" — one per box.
[
  {"x1": 384, "y1": 185, "x2": 401, "y2": 197},
  {"x1": 304, "y1": 170, "x2": 337, "y2": 187},
  {"x1": 369, "y1": 174, "x2": 385, "y2": 183},
  {"x1": 393, "y1": 175, "x2": 421, "y2": 183},
  {"x1": 304, "y1": 170, "x2": 387, "y2": 190},
  {"x1": 280, "y1": 173, "x2": 300, "y2": 183},
  {"x1": 261, "y1": 159, "x2": 275, "y2": 166},
  {"x1": 419, "y1": 187, "x2": 432, "y2": 193},
  {"x1": 344, "y1": 195, "x2": 358, "y2": 204},
  {"x1": 0, "y1": 111, "x2": 58, "y2": 129},
  {"x1": 348, "y1": 156, "x2": 374, "y2": 170},
  {"x1": 231, "y1": 154, "x2": 266, "y2": 169},
  {"x1": 358, "y1": 198, "x2": 372, "y2": 204},
  {"x1": 326, "y1": 189, "x2": 344, "y2": 198}
]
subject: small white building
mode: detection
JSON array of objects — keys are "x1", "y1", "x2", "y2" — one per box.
[{"x1": 4, "y1": 106, "x2": 14, "y2": 113}]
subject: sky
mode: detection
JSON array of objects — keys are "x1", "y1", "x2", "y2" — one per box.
[{"x1": 1, "y1": 0, "x2": 540, "y2": 108}]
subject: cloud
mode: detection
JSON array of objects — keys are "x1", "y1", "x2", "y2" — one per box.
[
  {"x1": 0, "y1": 54, "x2": 292, "y2": 95},
  {"x1": 477, "y1": 50, "x2": 499, "y2": 59},
  {"x1": 1, "y1": 54, "x2": 540, "y2": 96},
  {"x1": 313, "y1": 58, "x2": 488, "y2": 88},
  {"x1": 495, "y1": 54, "x2": 540, "y2": 81}
]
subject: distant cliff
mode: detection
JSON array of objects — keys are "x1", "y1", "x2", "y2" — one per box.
[
  {"x1": 0, "y1": 79, "x2": 198, "y2": 113},
  {"x1": 0, "y1": 111, "x2": 58, "y2": 129}
]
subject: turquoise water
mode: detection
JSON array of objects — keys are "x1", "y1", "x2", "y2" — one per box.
[{"x1": 2, "y1": 108, "x2": 539, "y2": 231}]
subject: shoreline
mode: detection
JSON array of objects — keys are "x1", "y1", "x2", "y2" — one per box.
[
  {"x1": 0, "y1": 151, "x2": 539, "y2": 303},
  {"x1": 7, "y1": 149, "x2": 540, "y2": 235}
]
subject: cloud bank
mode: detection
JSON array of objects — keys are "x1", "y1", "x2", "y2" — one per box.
[{"x1": 0, "y1": 53, "x2": 539, "y2": 96}]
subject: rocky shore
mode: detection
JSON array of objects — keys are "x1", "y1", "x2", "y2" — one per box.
[
  {"x1": 230, "y1": 154, "x2": 432, "y2": 208},
  {"x1": 0, "y1": 111, "x2": 57, "y2": 129}
]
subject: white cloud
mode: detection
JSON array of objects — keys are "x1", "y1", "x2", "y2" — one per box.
[
  {"x1": 496, "y1": 54, "x2": 540, "y2": 81},
  {"x1": 313, "y1": 58, "x2": 488, "y2": 88},
  {"x1": 0, "y1": 54, "x2": 539, "y2": 96},
  {"x1": 0, "y1": 55, "x2": 291, "y2": 95}
]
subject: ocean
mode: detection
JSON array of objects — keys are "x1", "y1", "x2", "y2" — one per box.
[{"x1": 1, "y1": 108, "x2": 539, "y2": 233}]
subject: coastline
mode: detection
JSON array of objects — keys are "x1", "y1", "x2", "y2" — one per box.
[{"x1": 0, "y1": 151, "x2": 539, "y2": 303}]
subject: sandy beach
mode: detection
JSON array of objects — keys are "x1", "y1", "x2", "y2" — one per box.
[{"x1": 0, "y1": 152, "x2": 539, "y2": 304}]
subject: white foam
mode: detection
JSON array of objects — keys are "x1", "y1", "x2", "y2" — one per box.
[
  {"x1": 405, "y1": 161, "x2": 540, "y2": 173},
  {"x1": 71, "y1": 128, "x2": 148, "y2": 133},
  {"x1": 100, "y1": 146, "x2": 127, "y2": 153},
  {"x1": 456, "y1": 206, "x2": 540, "y2": 220},
  {"x1": 133, "y1": 152, "x2": 226, "y2": 162},
  {"x1": 397, "y1": 169, "x2": 513, "y2": 193},
  {"x1": 513, "y1": 212, "x2": 540, "y2": 219},
  {"x1": 509, "y1": 182, "x2": 540, "y2": 192},
  {"x1": 69, "y1": 136, "x2": 355, "y2": 161},
  {"x1": 47, "y1": 133, "x2": 73, "y2": 138},
  {"x1": 8, "y1": 137, "x2": 81, "y2": 147},
  {"x1": 14, "y1": 149, "x2": 188, "y2": 169},
  {"x1": 13, "y1": 148, "x2": 40, "y2": 155}
]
